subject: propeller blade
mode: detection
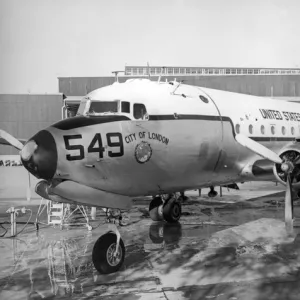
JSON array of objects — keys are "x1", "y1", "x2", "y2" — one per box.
[
  {"x1": 293, "y1": 156, "x2": 300, "y2": 165},
  {"x1": 0, "y1": 129, "x2": 24, "y2": 150},
  {"x1": 26, "y1": 172, "x2": 31, "y2": 201},
  {"x1": 285, "y1": 173, "x2": 294, "y2": 235},
  {"x1": 235, "y1": 134, "x2": 282, "y2": 164}
]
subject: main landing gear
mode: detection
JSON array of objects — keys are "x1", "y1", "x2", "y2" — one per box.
[
  {"x1": 149, "y1": 194, "x2": 182, "y2": 223},
  {"x1": 92, "y1": 209, "x2": 128, "y2": 274},
  {"x1": 208, "y1": 186, "x2": 218, "y2": 198}
]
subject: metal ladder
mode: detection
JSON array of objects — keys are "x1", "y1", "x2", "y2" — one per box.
[{"x1": 48, "y1": 202, "x2": 64, "y2": 225}]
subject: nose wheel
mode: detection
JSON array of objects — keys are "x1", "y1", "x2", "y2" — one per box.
[
  {"x1": 92, "y1": 231, "x2": 125, "y2": 274},
  {"x1": 149, "y1": 195, "x2": 182, "y2": 223}
]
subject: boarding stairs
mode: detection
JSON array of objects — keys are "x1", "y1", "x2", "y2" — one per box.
[{"x1": 47, "y1": 202, "x2": 92, "y2": 230}]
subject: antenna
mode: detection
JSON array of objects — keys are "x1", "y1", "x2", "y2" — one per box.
[
  {"x1": 157, "y1": 66, "x2": 166, "y2": 83},
  {"x1": 147, "y1": 62, "x2": 150, "y2": 78},
  {"x1": 171, "y1": 80, "x2": 184, "y2": 95},
  {"x1": 111, "y1": 70, "x2": 125, "y2": 82}
]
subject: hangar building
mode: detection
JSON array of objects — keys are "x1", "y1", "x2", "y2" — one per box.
[{"x1": 59, "y1": 66, "x2": 300, "y2": 116}]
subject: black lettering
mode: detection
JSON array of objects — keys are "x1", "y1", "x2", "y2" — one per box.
[
  {"x1": 88, "y1": 133, "x2": 105, "y2": 158},
  {"x1": 148, "y1": 132, "x2": 152, "y2": 139},
  {"x1": 260, "y1": 109, "x2": 267, "y2": 119},
  {"x1": 125, "y1": 136, "x2": 130, "y2": 143},
  {"x1": 64, "y1": 135, "x2": 84, "y2": 161},
  {"x1": 107, "y1": 133, "x2": 124, "y2": 157},
  {"x1": 277, "y1": 111, "x2": 283, "y2": 120},
  {"x1": 165, "y1": 138, "x2": 169, "y2": 145},
  {"x1": 0, "y1": 160, "x2": 3, "y2": 167},
  {"x1": 283, "y1": 112, "x2": 289, "y2": 120}
]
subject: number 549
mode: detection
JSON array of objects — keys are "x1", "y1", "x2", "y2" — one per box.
[{"x1": 63, "y1": 132, "x2": 124, "y2": 161}]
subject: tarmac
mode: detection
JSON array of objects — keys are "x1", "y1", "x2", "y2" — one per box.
[{"x1": 0, "y1": 182, "x2": 300, "y2": 300}]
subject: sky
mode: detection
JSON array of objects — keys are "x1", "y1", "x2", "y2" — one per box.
[{"x1": 1, "y1": 0, "x2": 300, "y2": 93}]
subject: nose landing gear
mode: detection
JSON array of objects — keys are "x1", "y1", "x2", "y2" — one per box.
[
  {"x1": 92, "y1": 230, "x2": 125, "y2": 274},
  {"x1": 92, "y1": 211, "x2": 127, "y2": 274}
]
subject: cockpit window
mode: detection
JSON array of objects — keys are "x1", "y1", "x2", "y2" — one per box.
[
  {"x1": 134, "y1": 103, "x2": 147, "y2": 120},
  {"x1": 121, "y1": 101, "x2": 130, "y2": 113},
  {"x1": 89, "y1": 101, "x2": 118, "y2": 114}
]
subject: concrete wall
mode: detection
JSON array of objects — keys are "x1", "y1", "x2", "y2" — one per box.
[
  {"x1": 58, "y1": 75, "x2": 300, "y2": 97},
  {"x1": 0, "y1": 94, "x2": 64, "y2": 155}
]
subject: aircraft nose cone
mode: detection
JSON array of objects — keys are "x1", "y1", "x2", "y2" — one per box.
[{"x1": 21, "y1": 130, "x2": 57, "y2": 180}]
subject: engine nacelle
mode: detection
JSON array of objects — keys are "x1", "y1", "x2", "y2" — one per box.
[{"x1": 273, "y1": 141, "x2": 300, "y2": 189}]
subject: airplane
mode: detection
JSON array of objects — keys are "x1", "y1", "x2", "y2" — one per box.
[{"x1": 0, "y1": 78, "x2": 299, "y2": 274}]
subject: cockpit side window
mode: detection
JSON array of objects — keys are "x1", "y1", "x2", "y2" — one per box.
[
  {"x1": 134, "y1": 103, "x2": 148, "y2": 120},
  {"x1": 121, "y1": 101, "x2": 130, "y2": 113}
]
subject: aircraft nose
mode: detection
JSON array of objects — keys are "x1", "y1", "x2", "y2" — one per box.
[{"x1": 20, "y1": 130, "x2": 57, "y2": 180}]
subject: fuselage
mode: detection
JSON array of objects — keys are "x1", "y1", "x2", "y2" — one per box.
[{"x1": 23, "y1": 79, "x2": 300, "y2": 197}]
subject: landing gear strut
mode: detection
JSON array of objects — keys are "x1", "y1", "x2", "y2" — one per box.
[
  {"x1": 208, "y1": 186, "x2": 218, "y2": 198},
  {"x1": 92, "y1": 211, "x2": 127, "y2": 274},
  {"x1": 149, "y1": 194, "x2": 182, "y2": 223}
]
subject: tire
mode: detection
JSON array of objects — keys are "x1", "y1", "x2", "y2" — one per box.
[
  {"x1": 163, "y1": 198, "x2": 181, "y2": 223},
  {"x1": 92, "y1": 232, "x2": 125, "y2": 274},
  {"x1": 208, "y1": 191, "x2": 218, "y2": 198},
  {"x1": 149, "y1": 196, "x2": 164, "y2": 221}
]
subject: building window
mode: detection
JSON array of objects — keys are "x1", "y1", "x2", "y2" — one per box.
[
  {"x1": 261, "y1": 125, "x2": 265, "y2": 134},
  {"x1": 249, "y1": 124, "x2": 253, "y2": 134},
  {"x1": 168, "y1": 68, "x2": 173, "y2": 74},
  {"x1": 174, "y1": 68, "x2": 179, "y2": 74},
  {"x1": 291, "y1": 126, "x2": 295, "y2": 135},
  {"x1": 271, "y1": 125, "x2": 275, "y2": 135},
  {"x1": 235, "y1": 124, "x2": 240, "y2": 134},
  {"x1": 282, "y1": 126, "x2": 286, "y2": 135},
  {"x1": 134, "y1": 103, "x2": 147, "y2": 120},
  {"x1": 179, "y1": 68, "x2": 185, "y2": 74}
]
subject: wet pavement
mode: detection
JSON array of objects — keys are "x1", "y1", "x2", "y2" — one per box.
[{"x1": 0, "y1": 182, "x2": 300, "y2": 300}]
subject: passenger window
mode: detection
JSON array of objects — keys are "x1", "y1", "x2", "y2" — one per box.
[
  {"x1": 261, "y1": 125, "x2": 265, "y2": 134},
  {"x1": 291, "y1": 126, "x2": 295, "y2": 135},
  {"x1": 271, "y1": 126, "x2": 275, "y2": 135},
  {"x1": 235, "y1": 124, "x2": 240, "y2": 134},
  {"x1": 121, "y1": 101, "x2": 130, "y2": 113},
  {"x1": 134, "y1": 103, "x2": 148, "y2": 120},
  {"x1": 249, "y1": 124, "x2": 253, "y2": 134},
  {"x1": 282, "y1": 126, "x2": 286, "y2": 135}
]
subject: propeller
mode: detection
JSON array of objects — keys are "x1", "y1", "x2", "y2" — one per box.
[
  {"x1": 0, "y1": 129, "x2": 24, "y2": 150},
  {"x1": 0, "y1": 129, "x2": 32, "y2": 202},
  {"x1": 236, "y1": 134, "x2": 294, "y2": 235}
]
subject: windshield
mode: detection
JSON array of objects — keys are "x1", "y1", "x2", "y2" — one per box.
[{"x1": 89, "y1": 101, "x2": 118, "y2": 114}]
